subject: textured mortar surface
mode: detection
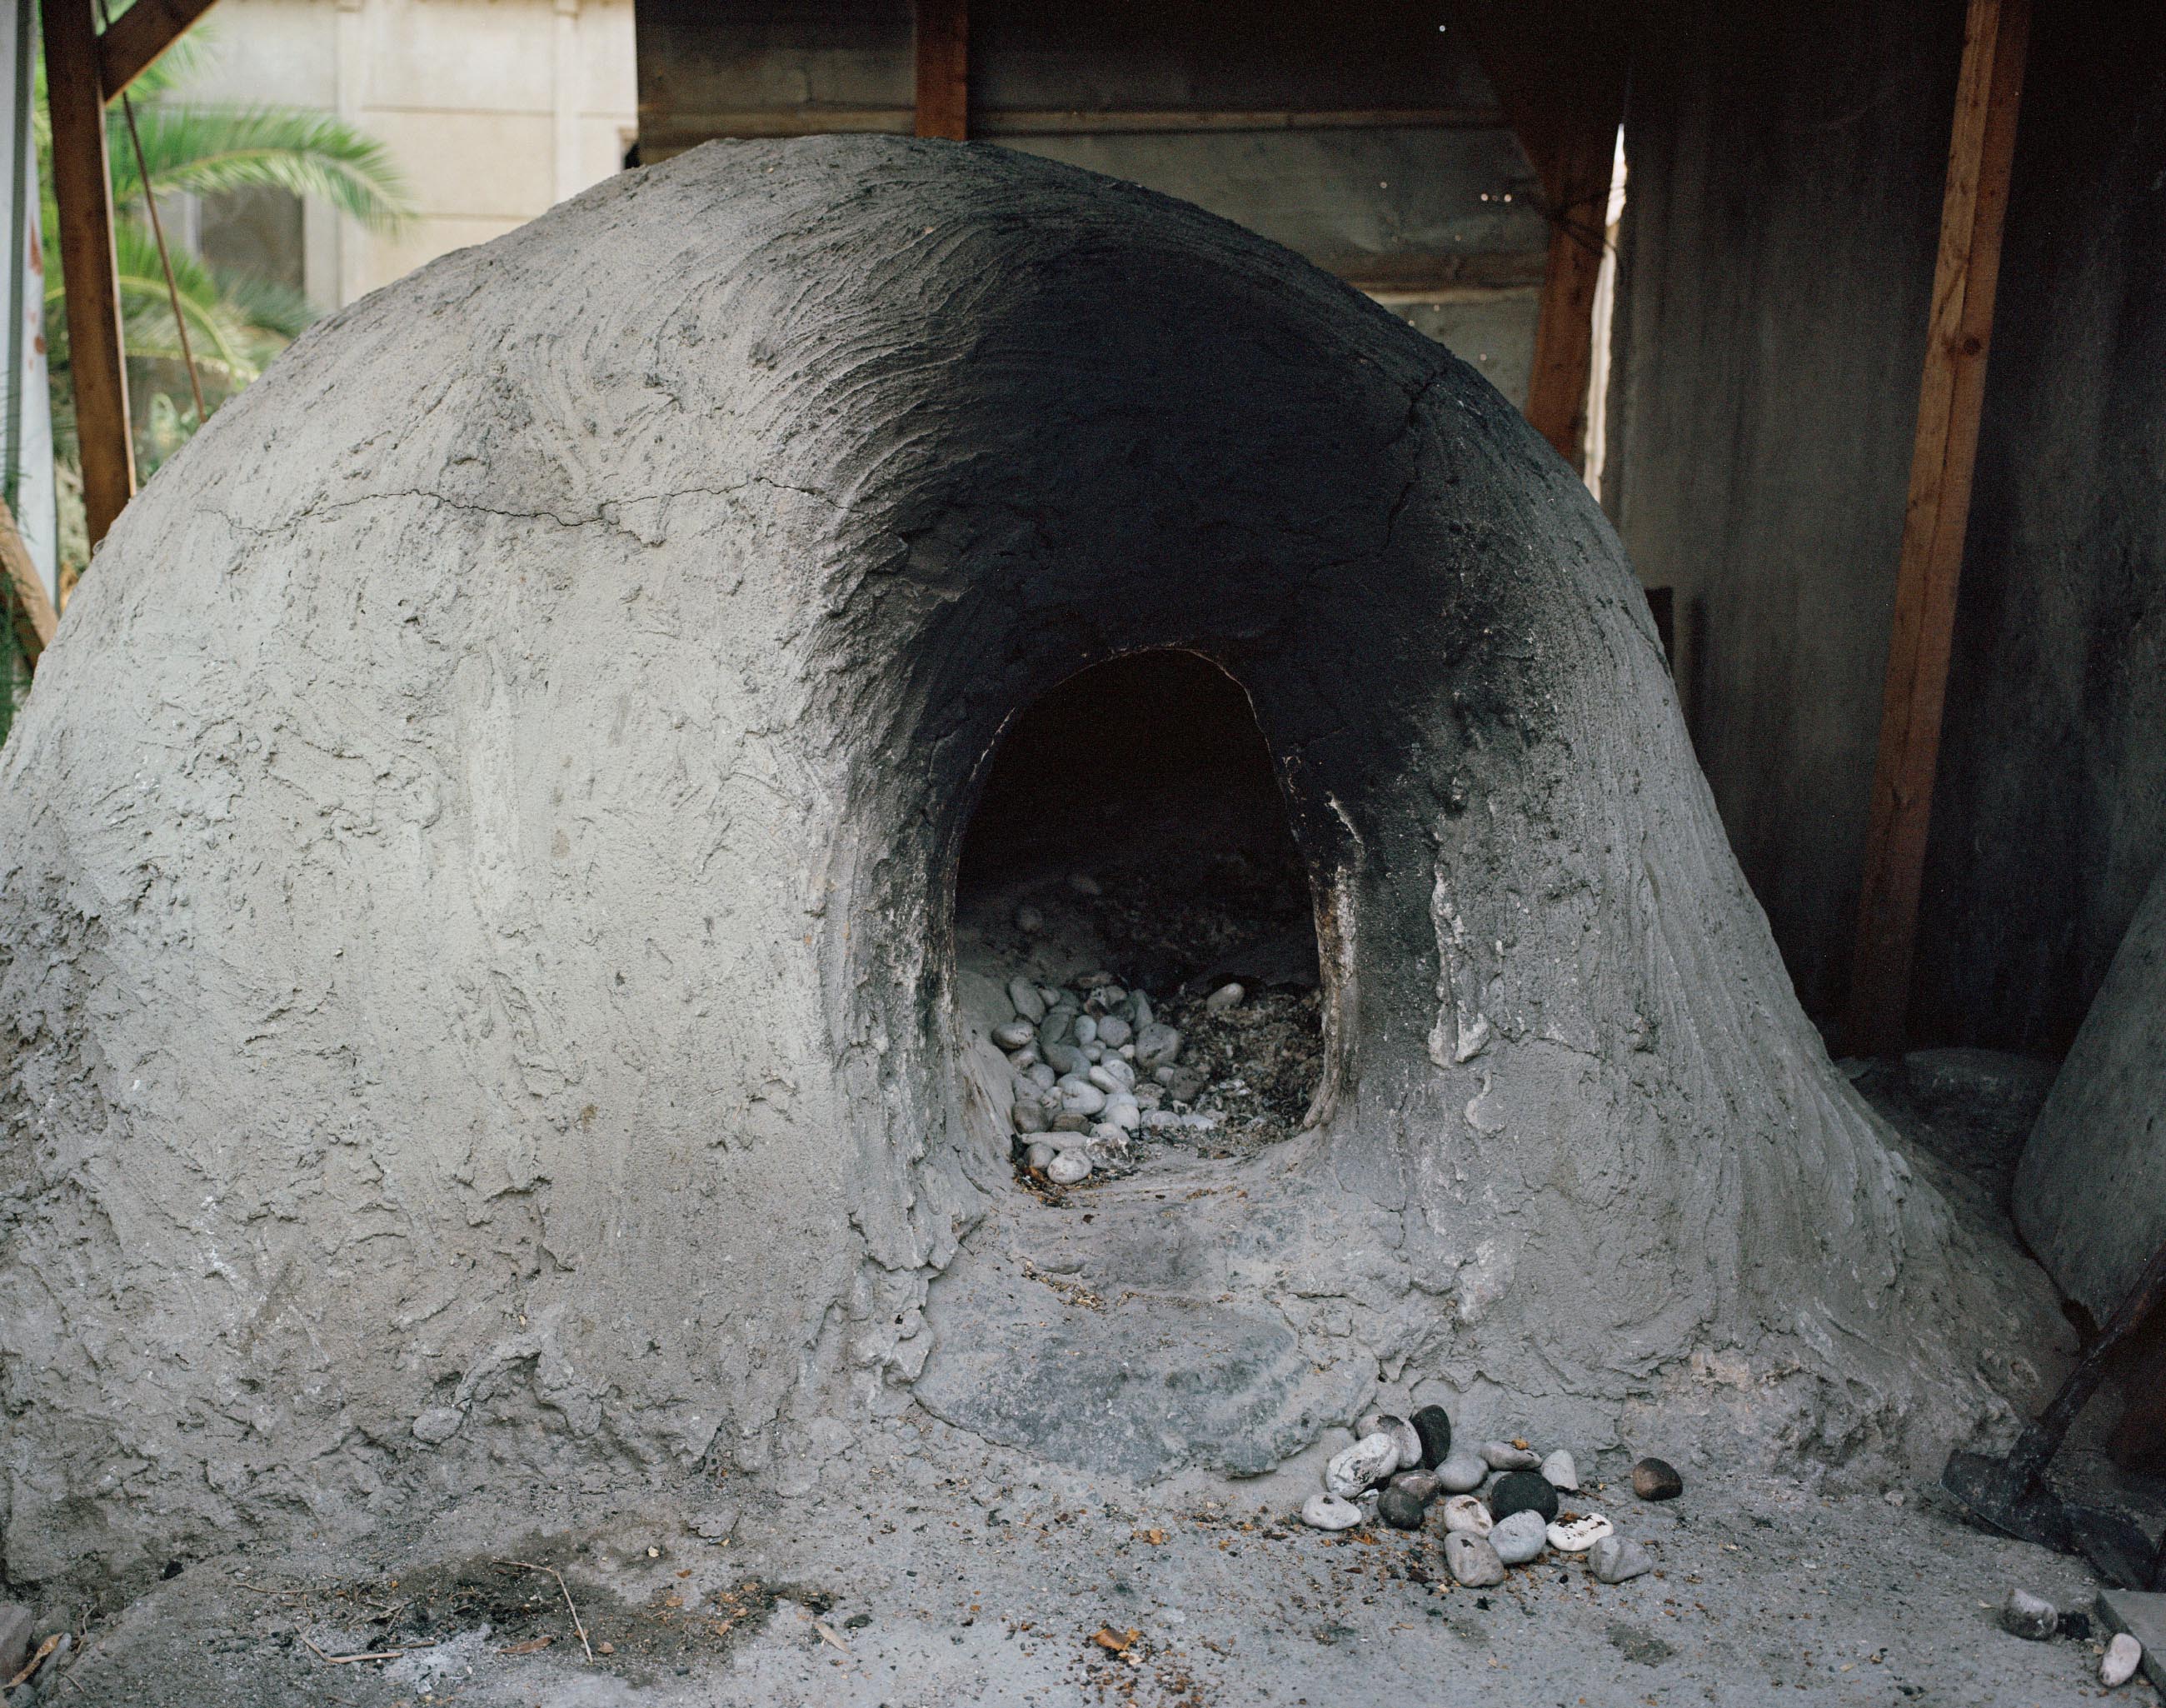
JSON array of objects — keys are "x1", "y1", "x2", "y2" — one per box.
[
  {"x1": 2015, "y1": 865, "x2": 2166, "y2": 1321},
  {"x1": 0, "y1": 136, "x2": 2063, "y2": 1597}
]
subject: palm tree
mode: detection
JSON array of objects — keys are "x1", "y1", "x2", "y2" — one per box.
[{"x1": 37, "y1": 32, "x2": 412, "y2": 567}]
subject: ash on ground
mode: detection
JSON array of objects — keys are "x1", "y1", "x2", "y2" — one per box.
[{"x1": 1152, "y1": 981, "x2": 1321, "y2": 1159}]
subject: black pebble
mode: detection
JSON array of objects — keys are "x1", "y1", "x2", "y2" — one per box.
[
  {"x1": 2058, "y1": 1611, "x2": 2092, "y2": 1641},
  {"x1": 1488, "y1": 1470, "x2": 1560, "y2": 1523},
  {"x1": 1410, "y1": 1404, "x2": 1454, "y2": 1468},
  {"x1": 1632, "y1": 1456, "x2": 1685, "y2": 1501},
  {"x1": 1378, "y1": 1486, "x2": 1427, "y2": 1530}
]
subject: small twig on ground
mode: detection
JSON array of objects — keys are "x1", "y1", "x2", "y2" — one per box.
[
  {"x1": 495, "y1": 1560, "x2": 595, "y2": 1662},
  {"x1": 230, "y1": 1579, "x2": 308, "y2": 1599},
  {"x1": 297, "y1": 1634, "x2": 433, "y2": 1665}
]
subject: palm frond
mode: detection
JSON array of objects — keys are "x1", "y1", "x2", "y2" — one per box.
[
  {"x1": 52, "y1": 220, "x2": 267, "y2": 385},
  {"x1": 214, "y1": 271, "x2": 317, "y2": 343},
  {"x1": 110, "y1": 105, "x2": 413, "y2": 232}
]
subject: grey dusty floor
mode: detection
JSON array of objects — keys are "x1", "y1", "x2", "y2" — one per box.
[
  {"x1": 42, "y1": 1437, "x2": 2153, "y2": 1707},
  {"x1": 23, "y1": 1050, "x2": 2159, "y2": 1707}
]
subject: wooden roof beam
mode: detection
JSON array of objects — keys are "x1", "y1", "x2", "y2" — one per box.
[{"x1": 100, "y1": 0, "x2": 222, "y2": 102}]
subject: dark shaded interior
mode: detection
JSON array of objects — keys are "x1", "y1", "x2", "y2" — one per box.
[{"x1": 956, "y1": 650, "x2": 1318, "y2": 997}]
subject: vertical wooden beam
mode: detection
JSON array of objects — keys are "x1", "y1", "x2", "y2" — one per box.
[
  {"x1": 1848, "y1": 0, "x2": 2030, "y2": 1056},
  {"x1": 44, "y1": 0, "x2": 135, "y2": 549},
  {"x1": 1521, "y1": 129, "x2": 1616, "y2": 467},
  {"x1": 1449, "y1": 1, "x2": 1625, "y2": 471},
  {"x1": 913, "y1": 0, "x2": 967, "y2": 142}
]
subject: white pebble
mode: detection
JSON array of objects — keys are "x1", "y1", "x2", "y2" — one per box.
[
  {"x1": 1480, "y1": 1440, "x2": 1541, "y2": 1471},
  {"x1": 1999, "y1": 1587, "x2": 2058, "y2": 1641},
  {"x1": 1095, "y1": 1015, "x2": 1132, "y2": 1048},
  {"x1": 1105, "y1": 1096, "x2": 1140, "y2": 1131},
  {"x1": 1058, "y1": 1080, "x2": 1106, "y2": 1116},
  {"x1": 1546, "y1": 1514, "x2": 1613, "y2": 1553},
  {"x1": 1204, "y1": 981, "x2": 1245, "y2": 1012},
  {"x1": 1440, "y1": 1495, "x2": 1493, "y2": 1537},
  {"x1": 1325, "y1": 1433, "x2": 1400, "y2": 1498},
  {"x1": 1046, "y1": 1151, "x2": 1091, "y2": 1185},
  {"x1": 1540, "y1": 1450, "x2": 1579, "y2": 1491},
  {"x1": 1444, "y1": 1533, "x2": 1505, "y2": 1586},
  {"x1": 1437, "y1": 1449, "x2": 1488, "y2": 1492},
  {"x1": 1490, "y1": 1508, "x2": 1546, "y2": 1564},
  {"x1": 1072, "y1": 1015, "x2": 1097, "y2": 1047},
  {"x1": 1007, "y1": 977, "x2": 1047, "y2": 1022},
  {"x1": 2103, "y1": 1632, "x2": 2142, "y2": 1687},
  {"x1": 1301, "y1": 1492, "x2": 1361, "y2": 1531},
  {"x1": 1135, "y1": 1024, "x2": 1182, "y2": 1069},
  {"x1": 992, "y1": 1020, "x2": 1036, "y2": 1051},
  {"x1": 1358, "y1": 1412, "x2": 1423, "y2": 1471},
  {"x1": 1023, "y1": 1141, "x2": 1056, "y2": 1171},
  {"x1": 1587, "y1": 1535, "x2": 1653, "y2": 1584}
]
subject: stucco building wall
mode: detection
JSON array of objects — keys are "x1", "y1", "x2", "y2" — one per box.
[{"x1": 168, "y1": 0, "x2": 636, "y2": 310}]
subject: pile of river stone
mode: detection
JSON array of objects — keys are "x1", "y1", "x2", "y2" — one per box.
[
  {"x1": 996, "y1": 968, "x2": 1243, "y2": 1185},
  {"x1": 1298, "y1": 1404, "x2": 1684, "y2": 1589}
]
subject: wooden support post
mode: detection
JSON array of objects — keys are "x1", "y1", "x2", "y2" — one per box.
[
  {"x1": 1848, "y1": 0, "x2": 2030, "y2": 1056},
  {"x1": 1521, "y1": 130, "x2": 1616, "y2": 467},
  {"x1": 44, "y1": 0, "x2": 135, "y2": 549},
  {"x1": 99, "y1": 0, "x2": 222, "y2": 101},
  {"x1": 0, "y1": 497, "x2": 56, "y2": 667},
  {"x1": 913, "y1": 0, "x2": 967, "y2": 142},
  {"x1": 1450, "y1": 1, "x2": 1626, "y2": 470}
]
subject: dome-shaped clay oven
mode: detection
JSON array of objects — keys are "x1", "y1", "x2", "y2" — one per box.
[{"x1": 0, "y1": 136, "x2": 2058, "y2": 1595}]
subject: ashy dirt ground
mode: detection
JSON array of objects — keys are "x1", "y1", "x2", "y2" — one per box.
[
  {"x1": 22, "y1": 1053, "x2": 2160, "y2": 1707},
  {"x1": 41, "y1": 1430, "x2": 2149, "y2": 1707}
]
